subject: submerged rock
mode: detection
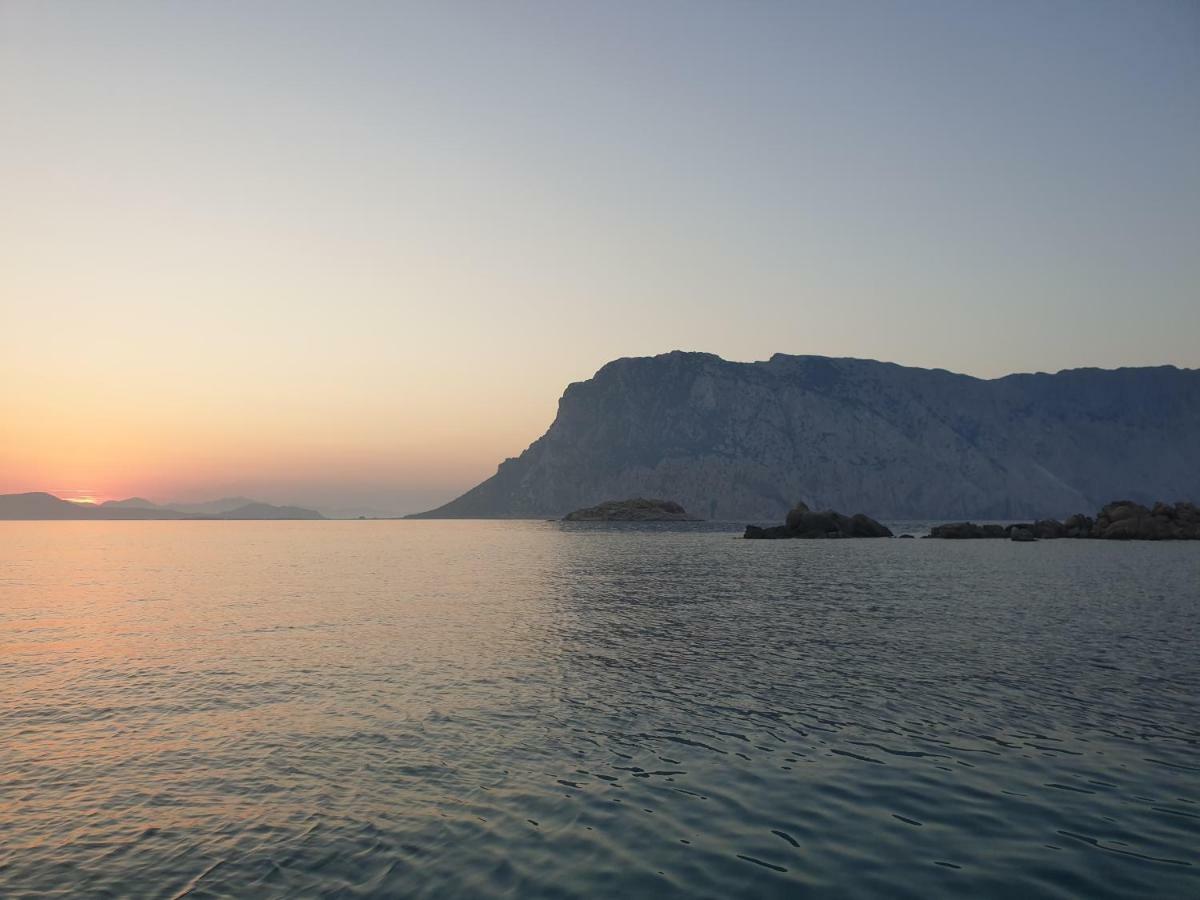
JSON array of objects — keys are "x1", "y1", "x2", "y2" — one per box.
[
  {"x1": 925, "y1": 522, "x2": 1004, "y2": 539},
  {"x1": 745, "y1": 502, "x2": 892, "y2": 539},
  {"x1": 563, "y1": 498, "x2": 699, "y2": 522}
]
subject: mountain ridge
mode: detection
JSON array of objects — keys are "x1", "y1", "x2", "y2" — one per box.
[
  {"x1": 0, "y1": 492, "x2": 325, "y2": 520},
  {"x1": 410, "y1": 351, "x2": 1200, "y2": 520}
]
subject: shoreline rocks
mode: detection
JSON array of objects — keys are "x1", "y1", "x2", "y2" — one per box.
[
  {"x1": 927, "y1": 522, "x2": 1008, "y2": 539},
  {"x1": 923, "y1": 500, "x2": 1199, "y2": 541},
  {"x1": 745, "y1": 502, "x2": 893, "y2": 539},
  {"x1": 563, "y1": 498, "x2": 700, "y2": 522},
  {"x1": 1092, "y1": 500, "x2": 1199, "y2": 540}
]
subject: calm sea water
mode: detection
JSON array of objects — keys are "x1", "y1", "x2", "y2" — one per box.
[{"x1": 1, "y1": 521, "x2": 1197, "y2": 899}]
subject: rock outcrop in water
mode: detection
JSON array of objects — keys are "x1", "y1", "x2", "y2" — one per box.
[
  {"x1": 925, "y1": 500, "x2": 1200, "y2": 540},
  {"x1": 744, "y1": 502, "x2": 892, "y2": 539},
  {"x1": 1091, "y1": 500, "x2": 1200, "y2": 540},
  {"x1": 408, "y1": 352, "x2": 1200, "y2": 521},
  {"x1": 563, "y1": 498, "x2": 699, "y2": 521},
  {"x1": 927, "y1": 522, "x2": 1009, "y2": 539}
]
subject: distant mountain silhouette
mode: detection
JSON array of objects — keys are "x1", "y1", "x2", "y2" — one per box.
[
  {"x1": 217, "y1": 502, "x2": 326, "y2": 520},
  {"x1": 0, "y1": 493, "x2": 195, "y2": 520},
  {"x1": 0, "y1": 492, "x2": 325, "y2": 520},
  {"x1": 165, "y1": 496, "x2": 260, "y2": 515},
  {"x1": 100, "y1": 497, "x2": 163, "y2": 509},
  {"x1": 410, "y1": 352, "x2": 1200, "y2": 520},
  {"x1": 0, "y1": 492, "x2": 99, "y2": 519}
]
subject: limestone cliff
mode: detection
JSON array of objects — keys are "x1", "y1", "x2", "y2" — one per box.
[{"x1": 410, "y1": 352, "x2": 1200, "y2": 520}]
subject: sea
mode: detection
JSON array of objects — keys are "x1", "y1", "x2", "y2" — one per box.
[{"x1": 1, "y1": 520, "x2": 1197, "y2": 898}]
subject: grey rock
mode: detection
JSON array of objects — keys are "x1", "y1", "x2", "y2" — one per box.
[
  {"x1": 1101, "y1": 500, "x2": 1146, "y2": 525},
  {"x1": 563, "y1": 498, "x2": 698, "y2": 522},
  {"x1": 744, "y1": 524, "x2": 791, "y2": 539},
  {"x1": 1033, "y1": 519, "x2": 1067, "y2": 539},
  {"x1": 929, "y1": 522, "x2": 990, "y2": 539},
  {"x1": 1092, "y1": 499, "x2": 1200, "y2": 539},
  {"x1": 743, "y1": 505, "x2": 892, "y2": 539},
  {"x1": 923, "y1": 500, "x2": 1200, "y2": 541},
  {"x1": 1063, "y1": 513, "x2": 1094, "y2": 538},
  {"x1": 849, "y1": 513, "x2": 894, "y2": 538},
  {"x1": 1176, "y1": 502, "x2": 1200, "y2": 527},
  {"x1": 408, "y1": 352, "x2": 1199, "y2": 520},
  {"x1": 784, "y1": 501, "x2": 811, "y2": 531}
]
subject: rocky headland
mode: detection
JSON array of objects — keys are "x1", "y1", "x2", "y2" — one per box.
[
  {"x1": 744, "y1": 502, "x2": 893, "y2": 539},
  {"x1": 409, "y1": 352, "x2": 1200, "y2": 521},
  {"x1": 925, "y1": 500, "x2": 1200, "y2": 541},
  {"x1": 563, "y1": 498, "x2": 699, "y2": 522}
]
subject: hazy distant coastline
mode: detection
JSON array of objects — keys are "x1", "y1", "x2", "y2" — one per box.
[
  {"x1": 0, "y1": 492, "x2": 324, "y2": 520},
  {"x1": 9, "y1": 352, "x2": 1199, "y2": 524}
]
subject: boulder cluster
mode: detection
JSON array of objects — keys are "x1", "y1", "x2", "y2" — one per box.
[
  {"x1": 745, "y1": 502, "x2": 893, "y2": 539},
  {"x1": 926, "y1": 500, "x2": 1200, "y2": 541}
]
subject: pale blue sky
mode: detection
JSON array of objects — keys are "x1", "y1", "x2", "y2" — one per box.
[{"x1": 2, "y1": 1, "x2": 1197, "y2": 511}]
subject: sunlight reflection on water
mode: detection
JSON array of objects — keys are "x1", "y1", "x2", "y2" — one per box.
[{"x1": 1, "y1": 521, "x2": 1197, "y2": 898}]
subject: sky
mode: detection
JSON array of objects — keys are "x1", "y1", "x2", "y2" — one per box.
[{"x1": 2, "y1": 1, "x2": 1198, "y2": 513}]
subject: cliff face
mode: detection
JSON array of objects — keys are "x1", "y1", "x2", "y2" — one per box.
[{"x1": 411, "y1": 352, "x2": 1200, "y2": 520}]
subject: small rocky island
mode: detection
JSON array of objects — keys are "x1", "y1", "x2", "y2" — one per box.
[
  {"x1": 925, "y1": 500, "x2": 1200, "y2": 541},
  {"x1": 744, "y1": 502, "x2": 893, "y2": 539},
  {"x1": 563, "y1": 498, "x2": 700, "y2": 522}
]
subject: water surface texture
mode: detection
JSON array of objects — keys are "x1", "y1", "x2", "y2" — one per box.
[{"x1": 2, "y1": 521, "x2": 1198, "y2": 898}]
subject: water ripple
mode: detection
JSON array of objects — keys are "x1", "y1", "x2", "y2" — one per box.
[{"x1": 0, "y1": 520, "x2": 1197, "y2": 898}]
